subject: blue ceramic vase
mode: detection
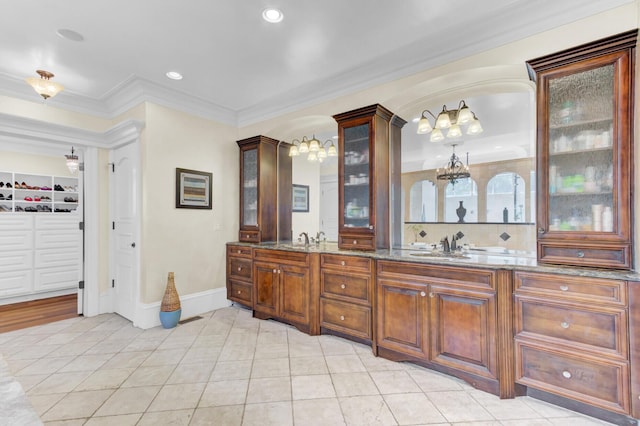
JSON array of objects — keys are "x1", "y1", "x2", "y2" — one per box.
[{"x1": 159, "y1": 308, "x2": 181, "y2": 329}]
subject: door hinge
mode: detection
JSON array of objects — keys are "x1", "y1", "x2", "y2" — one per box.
[
  {"x1": 112, "y1": 221, "x2": 115, "y2": 230},
  {"x1": 109, "y1": 162, "x2": 115, "y2": 173},
  {"x1": 79, "y1": 221, "x2": 84, "y2": 230},
  {"x1": 78, "y1": 280, "x2": 85, "y2": 289},
  {"x1": 112, "y1": 279, "x2": 115, "y2": 288},
  {"x1": 79, "y1": 162, "x2": 85, "y2": 172}
]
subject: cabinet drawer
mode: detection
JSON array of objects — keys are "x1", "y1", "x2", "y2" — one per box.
[
  {"x1": 227, "y1": 245, "x2": 252, "y2": 258},
  {"x1": 321, "y1": 270, "x2": 370, "y2": 303},
  {"x1": 321, "y1": 298, "x2": 371, "y2": 340},
  {"x1": 538, "y1": 242, "x2": 631, "y2": 270},
  {"x1": 515, "y1": 341, "x2": 629, "y2": 414},
  {"x1": 228, "y1": 279, "x2": 252, "y2": 305},
  {"x1": 338, "y1": 234, "x2": 375, "y2": 251},
  {"x1": 253, "y1": 249, "x2": 308, "y2": 266},
  {"x1": 321, "y1": 254, "x2": 372, "y2": 272},
  {"x1": 514, "y1": 271, "x2": 626, "y2": 305},
  {"x1": 239, "y1": 230, "x2": 260, "y2": 243},
  {"x1": 515, "y1": 296, "x2": 627, "y2": 358},
  {"x1": 228, "y1": 257, "x2": 252, "y2": 280}
]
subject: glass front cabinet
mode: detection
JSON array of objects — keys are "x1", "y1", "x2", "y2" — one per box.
[
  {"x1": 237, "y1": 135, "x2": 292, "y2": 243},
  {"x1": 527, "y1": 30, "x2": 636, "y2": 269},
  {"x1": 333, "y1": 104, "x2": 405, "y2": 250}
]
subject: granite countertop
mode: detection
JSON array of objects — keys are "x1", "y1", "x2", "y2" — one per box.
[{"x1": 230, "y1": 240, "x2": 640, "y2": 281}]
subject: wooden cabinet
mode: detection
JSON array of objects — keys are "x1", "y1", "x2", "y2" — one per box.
[
  {"x1": 319, "y1": 253, "x2": 374, "y2": 344},
  {"x1": 514, "y1": 271, "x2": 633, "y2": 417},
  {"x1": 226, "y1": 244, "x2": 253, "y2": 307},
  {"x1": 527, "y1": 30, "x2": 636, "y2": 269},
  {"x1": 237, "y1": 135, "x2": 292, "y2": 243},
  {"x1": 376, "y1": 260, "x2": 510, "y2": 397},
  {"x1": 333, "y1": 104, "x2": 406, "y2": 250},
  {"x1": 252, "y1": 249, "x2": 319, "y2": 334}
]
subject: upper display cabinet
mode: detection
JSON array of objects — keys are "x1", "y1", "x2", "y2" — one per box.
[
  {"x1": 333, "y1": 104, "x2": 406, "y2": 250},
  {"x1": 527, "y1": 30, "x2": 637, "y2": 269}
]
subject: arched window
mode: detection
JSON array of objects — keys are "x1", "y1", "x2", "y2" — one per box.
[
  {"x1": 445, "y1": 178, "x2": 477, "y2": 222},
  {"x1": 486, "y1": 172, "x2": 526, "y2": 222},
  {"x1": 409, "y1": 180, "x2": 437, "y2": 222}
]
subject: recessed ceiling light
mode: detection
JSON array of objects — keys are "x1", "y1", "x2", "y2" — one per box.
[
  {"x1": 262, "y1": 8, "x2": 283, "y2": 23},
  {"x1": 56, "y1": 29, "x2": 84, "y2": 42},
  {"x1": 166, "y1": 71, "x2": 183, "y2": 80}
]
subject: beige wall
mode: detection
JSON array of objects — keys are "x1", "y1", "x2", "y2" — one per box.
[
  {"x1": 291, "y1": 155, "x2": 320, "y2": 240},
  {"x1": 139, "y1": 103, "x2": 238, "y2": 303}
]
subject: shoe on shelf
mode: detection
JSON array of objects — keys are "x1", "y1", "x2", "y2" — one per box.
[
  {"x1": 15, "y1": 206, "x2": 23, "y2": 212},
  {"x1": 24, "y1": 196, "x2": 32, "y2": 201},
  {"x1": 40, "y1": 186, "x2": 51, "y2": 191},
  {"x1": 6, "y1": 182, "x2": 12, "y2": 188},
  {"x1": 34, "y1": 197, "x2": 41, "y2": 202},
  {"x1": 54, "y1": 184, "x2": 64, "y2": 191},
  {"x1": 0, "y1": 182, "x2": 3, "y2": 188},
  {"x1": 0, "y1": 194, "x2": 4, "y2": 200},
  {"x1": 7, "y1": 195, "x2": 12, "y2": 200}
]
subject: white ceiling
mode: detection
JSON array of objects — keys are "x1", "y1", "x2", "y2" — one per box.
[{"x1": 0, "y1": 0, "x2": 631, "y2": 128}]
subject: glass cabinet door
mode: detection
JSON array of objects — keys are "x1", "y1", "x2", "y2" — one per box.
[
  {"x1": 342, "y1": 123, "x2": 371, "y2": 229},
  {"x1": 242, "y1": 148, "x2": 258, "y2": 227},
  {"x1": 546, "y1": 64, "x2": 615, "y2": 234}
]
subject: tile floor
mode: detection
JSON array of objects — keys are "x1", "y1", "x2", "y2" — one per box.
[{"x1": 0, "y1": 305, "x2": 620, "y2": 425}]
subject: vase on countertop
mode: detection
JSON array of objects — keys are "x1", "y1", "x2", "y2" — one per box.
[{"x1": 456, "y1": 201, "x2": 467, "y2": 223}]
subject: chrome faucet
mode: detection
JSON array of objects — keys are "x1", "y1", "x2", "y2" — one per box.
[
  {"x1": 316, "y1": 231, "x2": 325, "y2": 245},
  {"x1": 299, "y1": 232, "x2": 309, "y2": 247}
]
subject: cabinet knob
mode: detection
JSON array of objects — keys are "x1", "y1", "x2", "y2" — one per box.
[
  {"x1": 562, "y1": 370, "x2": 572, "y2": 379},
  {"x1": 341, "y1": 261, "x2": 346, "y2": 266},
  {"x1": 237, "y1": 250, "x2": 241, "y2": 254},
  {"x1": 340, "y1": 315, "x2": 345, "y2": 321},
  {"x1": 429, "y1": 292, "x2": 435, "y2": 298},
  {"x1": 560, "y1": 321, "x2": 570, "y2": 329},
  {"x1": 278, "y1": 269, "x2": 281, "y2": 274},
  {"x1": 273, "y1": 269, "x2": 277, "y2": 273},
  {"x1": 353, "y1": 240, "x2": 357, "y2": 245},
  {"x1": 237, "y1": 290, "x2": 242, "y2": 294},
  {"x1": 576, "y1": 251, "x2": 585, "y2": 258},
  {"x1": 341, "y1": 284, "x2": 346, "y2": 289},
  {"x1": 237, "y1": 266, "x2": 242, "y2": 271},
  {"x1": 537, "y1": 227, "x2": 545, "y2": 234},
  {"x1": 559, "y1": 285, "x2": 569, "y2": 292},
  {"x1": 420, "y1": 291, "x2": 426, "y2": 297},
  {"x1": 369, "y1": 225, "x2": 373, "y2": 230}
]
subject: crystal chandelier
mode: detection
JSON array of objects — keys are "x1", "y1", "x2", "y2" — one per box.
[
  {"x1": 65, "y1": 147, "x2": 79, "y2": 174},
  {"x1": 437, "y1": 144, "x2": 470, "y2": 186},
  {"x1": 417, "y1": 100, "x2": 482, "y2": 142}
]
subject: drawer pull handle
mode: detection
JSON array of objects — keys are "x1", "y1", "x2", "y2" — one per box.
[
  {"x1": 340, "y1": 315, "x2": 345, "y2": 321},
  {"x1": 237, "y1": 267, "x2": 242, "y2": 271},
  {"x1": 237, "y1": 290, "x2": 242, "y2": 294},
  {"x1": 559, "y1": 285, "x2": 569, "y2": 292},
  {"x1": 420, "y1": 291, "x2": 426, "y2": 297},
  {"x1": 538, "y1": 227, "x2": 545, "y2": 234},
  {"x1": 562, "y1": 371, "x2": 572, "y2": 379},
  {"x1": 577, "y1": 251, "x2": 585, "y2": 258},
  {"x1": 341, "y1": 284, "x2": 346, "y2": 289},
  {"x1": 341, "y1": 261, "x2": 346, "y2": 266},
  {"x1": 560, "y1": 321, "x2": 569, "y2": 329}
]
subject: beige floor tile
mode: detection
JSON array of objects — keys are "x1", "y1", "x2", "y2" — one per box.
[
  {"x1": 218, "y1": 344, "x2": 256, "y2": 361},
  {"x1": 288, "y1": 341, "x2": 323, "y2": 358},
  {"x1": 141, "y1": 348, "x2": 187, "y2": 366},
  {"x1": 93, "y1": 385, "x2": 160, "y2": 416},
  {"x1": 405, "y1": 365, "x2": 465, "y2": 392},
  {"x1": 192, "y1": 406, "x2": 245, "y2": 426},
  {"x1": 41, "y1": 390, "x2": 114, "y2": 421},
  {"x1": 242, "y1": 401, "x2": 293, "y2": 426},
  {"x1": 548, "y1": 417, "x2": 616, "y2": 425},
  {"x1": 331, "y1": 372, "x2": 379, "y2": 397},
  {"x1": 28, "y1": 393, "x2": 66, "y2": 417},
  {"x1": 27, "y1": 371, "x2": 92, "y2": 395},
  {"x1": 57, "y1": 353, "x2": 113, "y2": 373},
  {"x1": 358, "y1": 352, "x2": 404, "y2": 372},
  {"x1": 292, "y1": 374, "x2": 336, "y2": 400},
  {"x1": 47, "y1": 341, "x2": 97, "y2": 357},
  {"x1": 157, "y1": 335, "x2": 197, "y2": 350},
  {"x1": 15, "y1": 356, "x2": 74, "y2": 376},
  {"x1": 384, "y1": 393, "x2": 447, "y2": 424},
  {"x1": 426, "y1": 390, "x2": 494, "y2": 422},
  {"x1": 121, "y1": 337, "x2": 165, "y2": 352},
  {"x1": 469, "y1": 390, "x2": 541, "y2": 420},
  {"x1": 293, "y1": 398, "x2": 346, "y2": 426},
  {"x1": 83, "y1": 413, "x2": 142, "y2": 425},
  {"x1": 167, "y1": 362, "x2": 214, "y2": 384},
  {"x1": 210, "y1": 360, "x2": 253, "y2": 381},
  {"x1": 338, "y1": 395, "x2": 397, "y2": 426},
  {"x1": 289, "y1": 356, "x2": 328, "y2": 375},
  {"x1": 84, "y1": 339, "x2": 132, "y2": 355},
  {"x1": 246, "y1": 377, "x2": 291, "y2": 403},
  {"x1": 500, "y1": 420, "x2": 552, "y2": 426},
  {"x1": 6, "y1": 344, "x2": 61, "y2": 360},
  {"x1": 199, "y1": 379, "x2": 249, "y2": 407},
  {"x1": 251, "y1": 358, "x2": 290, "y2": 378},
  {"x1": 100, "y1": 351, "x2": 150, "y2": 369},
  {"x1": 74, "y1": 368, "x2": 134, "y2": 391},
  {"x1": 136, "y1": 409, "x2": 193, "y2": 425},
  {"x1": 521, "y1": 396, "x2": 580, "y2": 418},
  {"x1": 369, "y1": 370, "x2": 421, "y2": 394},
  {"x1": 13, "y1": 373, "x2": 48, "y2": 392},
  {"x1": 180, "y1": 346, "x2": 221, "y2": 364},
  {"x1": 254, "y1": 343, "x2": 289, "y2": 359},
  {"x1": 224, "y1": 332, "x2": 258, "y2": 347},
  {"x1": 319, "y1": 336, "x2": 357, "y2": 355},
  {"x1": 41, "y1": 419, "x2": 86, "y2": 425},
  {"x1": 325, "y1": 355, "x2": 366, "y2": 373},
  {"x1": 256, "y1": 331, "x2": 288, "y2": 345},
  {"x1": 120, "y1": 365, "x2": 175, "y2": 387},
  {"x1": 147, "y1": 382, "x2": 206, "y2": 411}
]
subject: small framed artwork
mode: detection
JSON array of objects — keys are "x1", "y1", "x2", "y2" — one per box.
[
  {"x1": 175, "y1": 168, "x2": 212, "y2": 209},
  {"x1": 292, "y1": 184, "x2": 309, "y2": 212}
]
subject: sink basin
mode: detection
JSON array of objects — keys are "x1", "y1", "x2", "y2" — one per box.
[{"x1": 409, "y1": 251, "x2": 470, "y2": 260}]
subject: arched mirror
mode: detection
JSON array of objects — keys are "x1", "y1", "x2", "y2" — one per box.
[
  {"x1": 445, "y1": 178, "x2": 478, "y2": 223},
  {"x1": 409, "y1": 179, "x2": 437, "y2": 222},
  {"x1": 486, "y1": 172, "x2": 526, "y2": 223}
]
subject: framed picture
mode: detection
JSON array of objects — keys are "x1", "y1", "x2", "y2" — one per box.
[
  {"x1": 175, "y1": 168, "x2": 212, "y2": 209},
  {"x1": 292, "y1": 184, "x2": 309, "y2": 212}
]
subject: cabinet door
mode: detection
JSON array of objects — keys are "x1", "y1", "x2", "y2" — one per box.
[
  {"x1": 254, "y1": 261, "x2": 278, "y2": 316},
  {"x1": 429, "y1": 285, "x2": 497, "y2": 379},
  {"x1": 279, "y1": 264, "x2": 310, "y2": 325},
  {"x1": 376, "y1": 278, "x2": 428, "y2": 359},
  {"x1": 240, "y1": 146, "x2": 259, "y2": 228},
  {"x1": 341, "y1": 121, "x2": 372, "y2": 231}
]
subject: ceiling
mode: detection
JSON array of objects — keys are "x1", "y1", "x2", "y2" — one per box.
[{"x1": 0, "y1": 0, "x2": 631, "y2": 128}]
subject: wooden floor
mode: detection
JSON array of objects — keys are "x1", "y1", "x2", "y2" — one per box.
[{"x1": 0, "y1": 294, "x2": 78, "y2": 334}]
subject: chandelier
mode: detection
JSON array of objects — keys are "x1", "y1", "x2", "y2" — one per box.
[
  {"x1": 25, "y1": 70, "x2": 64, "y2": 100},
  {"x1": 417, "y1": 100, "x2": 482, "y2": 142},
  {"x1": 65, "y1": 147, "x2": 79, "y2": 174},
  {"x1": 288, "y1": 135, "x2": 337, "y2": 162},
  {"x1": 437, "y1": 144, "x2": 470, "y2": 186}
]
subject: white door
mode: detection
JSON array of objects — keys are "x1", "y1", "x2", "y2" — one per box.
[
  {"x1": 320, "y1": 178, "x2": 338, "y2": 241},
  {"x1": 111, "y1": 143, "x2": 138, "y2": 321}
]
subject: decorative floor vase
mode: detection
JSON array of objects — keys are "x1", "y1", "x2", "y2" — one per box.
[{"x1": 160, "y1": 272, "x2": 181, "y2": 329}]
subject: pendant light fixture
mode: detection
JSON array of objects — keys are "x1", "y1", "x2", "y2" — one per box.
[
  {"x1": 25, "y1": 70, "x2": 64, "y2": 100},
  {"x1": 289, "y1": 136, "x2": 337, "y2": 163},
  {"x1": 417, "y1": 100, "x2": 482, "y2": 142},
  {"x1": 436, "y1": 144, "x2": 470, "y2": 186},
  {"x1": 65, "y1": 147, "x2": 79, "y2": 174}
]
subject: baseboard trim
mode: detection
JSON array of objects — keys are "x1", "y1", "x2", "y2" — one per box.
[{"x1": 134, "y1": 287, "x2": 231, "y2": 329}]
